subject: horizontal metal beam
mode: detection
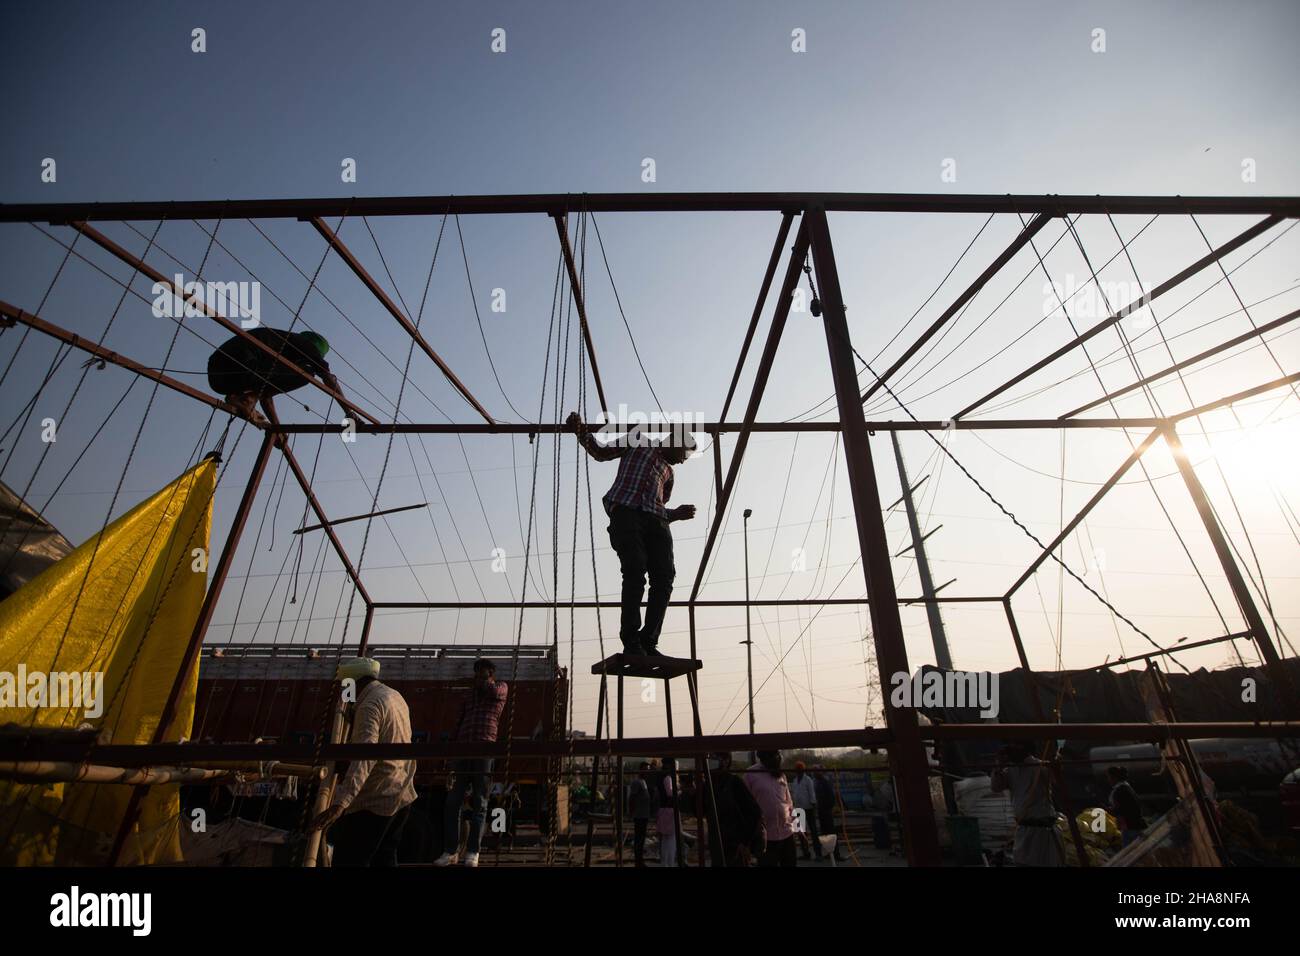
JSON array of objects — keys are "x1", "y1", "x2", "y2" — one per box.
[
  {"x1": 0, "y1": 298, "x2": 262, "y2": 427},
  {"x1": 270, "y1": 417, "x2": 1169, "y2": 435},
  {"x1": 0, "y1": 730, "x2": 892, "y2": 765},
  {"x1": 3, "y1": 721, "x2": 1292, "y2": 766},
  {"x1": 925, "y1": 721, "x2": 1297, "y2": 742},
  {"x1": 5, "y1": 193, "x2": 1300, "y2": 222},
  {"x1": 368, "y1": 595, "x2": 1005, "y2": 610}
]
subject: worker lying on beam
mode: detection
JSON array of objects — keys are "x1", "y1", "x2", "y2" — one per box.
[
  {"x1": 567, "y1": 411, "x2": 697, "y2": 657},
  {"x1": 207, "y1": 326, "x2": 349, "y2": 423}
]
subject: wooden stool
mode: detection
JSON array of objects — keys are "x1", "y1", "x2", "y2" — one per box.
[{"x1": 583, "y1": 653, "x2": 718, "y2": 867}]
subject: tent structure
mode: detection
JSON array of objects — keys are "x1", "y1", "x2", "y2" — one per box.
[
  {"x1": 0, "y1": 458, "x2": 215, "y2": 865},
  {"x1": 0, "y1": 191, "x2": 1296, "y2": 867}
]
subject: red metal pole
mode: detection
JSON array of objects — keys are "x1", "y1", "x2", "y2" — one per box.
[
  {"x1": 805, "y1": 205, "x2": 941, "y2": 866},
  {"x1": 0, "y1": 299, "x2": 263, "y2": 427},
  {"x1": 308, "y1": 216, "x2": 495, "y2": 424},
  {"x1": 689, "y1": 218, "x2": 810, "y2": 603},
  {"x1": 1163, "y1": 424, "x2": 1297, "y2": 711},
  {"x1": 552, "y1": 213, "x2": 609, "y2": 416},
  {"x1": 261, "y1": 399, "x2": 372, "y2": 605},
  {"x1": 359, "y1": 602, "x2": 375, "y2": 657},
  {"x1": 720, "y1": 212, "x2": 794, "y2": 422}
]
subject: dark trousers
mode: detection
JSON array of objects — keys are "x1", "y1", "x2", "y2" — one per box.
[
  {"x1": 761, "y1": 836, "x2": 797, "y2": 868},
  {"x1": 633, "y1": 817, "x2": 649, "y2": 866},
  {"x1": 607, "y1": 506, "x2": 675, "y2": 649},
  {"x1": 330, "y1": 806, "x2": 410, "y2": 867},
  {"x1": 444, "y1": 758, "x2": 493, "y2": 855}
]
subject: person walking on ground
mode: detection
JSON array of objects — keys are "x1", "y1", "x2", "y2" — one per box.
[
  {"x1": 744, "y1": 750, "x2": 798, "y2": 867},
  {"x1": 707, "y1": 751, "x2": 764, "y2": 867},
  {"x1": 656, "y1": 758, "x2": 681, "y2": 867},
  {"x1": 433, "y1": 658, "x2": 508, "y2": 868},
  {"x1": 308, "y1": 658, "x2": 416, "y2": 867},
  {"x1": 629, "y1": 762, "x2": 653, "y2": 867},
  {"x1": 789, "y1": 761, "x2": 822, "y2": 860},
  {"x1": 991, "y1": 741, "x2": 1066, "y2": 866},
  {"x1": 567, "y1": 411, "x2": 696, "y2": 657},
  {"x1": 813, "y1": 765, "x2": 847, "y2": 861}
]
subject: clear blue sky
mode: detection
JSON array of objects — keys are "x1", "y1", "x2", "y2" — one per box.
[{"x1": 2, "y1": 1, "x2": 1297, "y2": 735}]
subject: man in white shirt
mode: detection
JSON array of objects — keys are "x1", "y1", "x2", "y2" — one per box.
[
  {"x1": 789, "y1": 760, "x2": 822, "y2": 861},
  {"x1": 991, "y1": 741, "x2": 1065, "y2": 866},
  {"x1": 309, "y1": 658, "x2": 417, "y2": 866}
]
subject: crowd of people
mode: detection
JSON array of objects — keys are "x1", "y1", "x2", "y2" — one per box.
[
  {"x1": 623, "y1": 751, "x2": 850, "y2": 867},
  {"x1": 303, "y1": 652, "x2": 862, "y2": 869}
]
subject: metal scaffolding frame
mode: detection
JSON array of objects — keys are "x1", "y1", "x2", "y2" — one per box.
[{"x1": 2, "y1": 191, "x2": 1298, "y2": 867}]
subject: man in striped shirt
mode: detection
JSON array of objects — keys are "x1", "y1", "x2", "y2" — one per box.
[{"x1": 567, "y1": 411, "x2": 697, "y2": 657}]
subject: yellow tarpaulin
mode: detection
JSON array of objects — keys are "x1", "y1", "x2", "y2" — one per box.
[{"x1": 0, "y1": 457, "x2": 216, "y2": 865}]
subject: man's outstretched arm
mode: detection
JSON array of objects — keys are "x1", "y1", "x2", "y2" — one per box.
[{"x1": 566, "y1": 411, "x2": 624, "y2": 461}]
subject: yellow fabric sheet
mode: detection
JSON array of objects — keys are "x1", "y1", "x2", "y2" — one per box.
[{"x1": 0, "y1": 458, "x2": 216, "y2": 865}]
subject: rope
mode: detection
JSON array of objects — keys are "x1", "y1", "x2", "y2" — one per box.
[
  {"x1": 496, "y1": 211, "x2": 567, "y2": 861},
  {"x1": 589, "y1": 210, "x2": 665, "y2": 416},
  {"x1": 0, "y1": 224, "x2": 81, "y2": 393},
  {"x1": 456, "y1": 213, "x2": 522, "y2": 420}
]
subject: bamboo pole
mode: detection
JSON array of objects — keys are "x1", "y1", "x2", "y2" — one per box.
[
  {"x1": 0, "y1": 762, "x2": 231, "y2": 785},
  {"x1": 0, "y1": 760, "x2": 325, "y2": 785},
  {"x1": 302, "y1": 699, "x2": 347, "y2": 868}
]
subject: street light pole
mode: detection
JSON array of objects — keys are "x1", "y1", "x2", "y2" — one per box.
[{"x1": 743, "y1": 508, "x2": 755, "y2": 735}]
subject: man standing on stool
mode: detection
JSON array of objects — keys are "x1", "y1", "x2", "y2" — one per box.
[
  {"x1": 567, "y1": 411, "x2": 697, "y2": 656},
  {"x1": 433, "y1": 658, "x2": 508, "y2": 868}
]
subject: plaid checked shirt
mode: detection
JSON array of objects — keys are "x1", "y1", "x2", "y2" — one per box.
[
  {"x1": 454, "y1": 680, "x2": 509, "y2": 742},
  {"x1": 580, "y1": 439, "x2": 674, "y2": 519}
]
